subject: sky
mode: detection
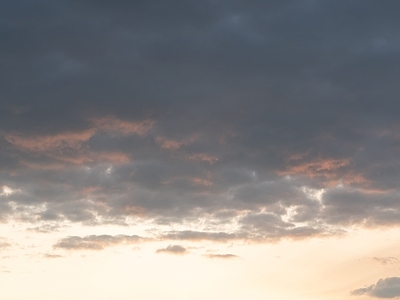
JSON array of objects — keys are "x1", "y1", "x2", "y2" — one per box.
[{"x1": 1, "y1": 0, "x2": 400, "y2": 299}]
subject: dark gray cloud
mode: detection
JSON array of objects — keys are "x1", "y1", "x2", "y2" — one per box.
[
  {"x1": 351, "y1": 277, "x2": 400, "y2": 298},
  {"x1": 1, "y1": 0, "x2": 400, "y2": 242},
  {"x1": 156, "y1": 245, "x2": 187, "y2": 255}
]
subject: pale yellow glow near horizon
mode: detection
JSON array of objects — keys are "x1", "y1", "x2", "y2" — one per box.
[{"x1": 0, "y1": 222, "x2": 399, "y2": 300}]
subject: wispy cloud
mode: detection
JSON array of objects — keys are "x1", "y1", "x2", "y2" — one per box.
[
  {"x1": 54, "y1": 235, "x2": 145, "y2": 251},
  {"x1": 205, "y1": 254, "x2": 239, "y2": 259},
  {"x1": 373, "y1": 257, "x2": 398, "y2": 265}
]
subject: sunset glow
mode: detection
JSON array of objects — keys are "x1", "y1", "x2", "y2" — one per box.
[{"x1": 1, "y1": 1, "x2": 400, "y2": 299}]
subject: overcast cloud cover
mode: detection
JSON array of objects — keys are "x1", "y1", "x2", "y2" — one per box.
[{"x1": 1, "y1": 0, "x2": 400, "y2": 258}]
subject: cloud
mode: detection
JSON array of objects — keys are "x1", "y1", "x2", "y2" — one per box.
[
  {"x1": 43, "y1": 253, "x2": 63, "y2": 259},
  {"x1": 186, "y1": 154, "x2": 219, "y2": 164},
  {"x1": 156, "y1": 245, "x2": 187, "y2": 255},
  {"x1": 0, "y1": 239, "x2": 10, "y2": 249},
  {"x1": 160, "y1": 231, "x2": 240, "y2": 242},
  {"x1": 1, "y1": 0, "x2": 400, "y2": 246},
  {"x1": 373, "y1": 257, "x2": 398, "y2": 265},
  {"x1": 155, "y1": 136, "x2": 184, "y2": 150},
  {"x1": 279, "y1": 158, "x2": 350, "y2": 179},
  {"x1": 4, "y1": 129, "x2": 95, "y2": 152},
  {"x1": 53, "y1": 235, "x2": 144, "y2": 251},
  {"x1": 205, "y1": 254, "x2": 239, "y2": 259},
  {"x1": 155, "y1": 135, "x2": 197, "y2": 150},
  {"x1": 27, "y1": 224, "x2": 62, "y2": 233},
  {"x1": 351, "y1": 277, "x2": 400, "y2": 298},
  {"x1": 91, "y1": 117, "x2": 154, "y2": 136}
]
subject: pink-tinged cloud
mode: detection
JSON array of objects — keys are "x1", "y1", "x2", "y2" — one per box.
[
  {"x1": 161, "y1": 176, "x2": 212, "y2": 187},
  {"x1": 4, "y1": 116, "x2": 153, "y2": 154},
  {"x1": 92, "y1": 116, "x2": 154, "y2": 136},
  {"x1": 4, "y1": 129, "x2": 95, "y2": 152},
  {"x1": 49, "y1": 151, "x2": 130, "y2": 165},
  {"x1": 155, "y1": 135, "x2": 198, "y2": 150},
  {"x1": 155, "y1": 136, "x2": 184, "y2": 150},
  {"x1": 19, "y1": 161, "x2": 66, "y2": 170},
  {"x1": 187, "y1": 153, "x2": 219, "y2": 164},
  {"x1": 339, "y1": 172, "x2": 371, "y2": 186},
  {"x1": 19, "y1": 151, "x2": 130, "y2": 169},
  {"x1": 280, "y1": 158, "x2": 349, "y2": 177},
  {"x1": 279, "y1": 157, "x2": 375, "y2": 187},
  {"x1": 278, "y1": 158, "x2": 354, "y2": 185},
  {"x1": 190, "y1": 177, "x2": 213, "y2": 186},
  {"x1": 122, "y1": 205, "x2": 147, "y2": 217},
  {"x1": 287, "y1": 151, "x2": 311, "y2": 162}
]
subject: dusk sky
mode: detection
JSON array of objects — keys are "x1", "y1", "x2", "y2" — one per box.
[{"x1": 1, "y1": 1, "x2": 400, "y2": 299}]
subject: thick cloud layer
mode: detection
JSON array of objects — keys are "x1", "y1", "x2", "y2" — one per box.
[{"x1": 1, "y1": 1, "x2": 400, "y2": 243}]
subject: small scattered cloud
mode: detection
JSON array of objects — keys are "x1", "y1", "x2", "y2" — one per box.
[
  {"x1": 0, "y1": 238, "x2": 11, "y2": 249},
  {"x1": 0, "y1": 186, "x2": 19, "y2": 197},
  {"x1": 27, "y1": 224, "x2": 62, "y2": 233},
  {"x1": 43, "y1": 253, "x2": 63, "y2": 259},
  {"x1": 155, "y1": 135, "x2": 196, "y2": 150},
  {"x1": 54, "y1": 235, "x2": 144, "y2": 251},
  {"x1": 190, "y1": 177, "x2": 213, "y2": 187},
  {"x1": 205, "y1": 254, "x2": 239, "y2": 259},
  {"x1": 373, "y1": 257, "x2": 398, "y2": 265},
  {"x1": 351, "y1": 277, "x2": 400, "y2": 298},
  {"x1": 156, "y1": 245, "x2": 187, "y2": 255}
]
